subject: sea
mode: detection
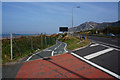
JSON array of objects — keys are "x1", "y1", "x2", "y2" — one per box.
[{"x1": 1, "y1": 34, "x2": 40, "y2": 38}]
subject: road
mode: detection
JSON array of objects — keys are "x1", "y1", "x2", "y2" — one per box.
[
  {"x1": 72, "y1": 35, "x2": 120, "y2": 79},
  {"x1": 2, "y1": 35, "x2": 120, "y2": 79},
  {"x1": 25, "y1": 40, "x2": 68, "y2": 61}
]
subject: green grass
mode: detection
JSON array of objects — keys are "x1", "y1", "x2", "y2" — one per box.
[
  {"x1": 59, "y1": 34, "x2": 90, "y2": 50},
  {"x1": 2, "y1": 34, "x2": 60, "y2": 64}
]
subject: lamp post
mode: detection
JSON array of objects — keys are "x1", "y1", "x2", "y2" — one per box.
[{"x1": 72, "y1": 6, "x2": 80, "y2": 29}]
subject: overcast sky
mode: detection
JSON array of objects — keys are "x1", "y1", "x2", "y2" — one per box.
[{"x1": 2, "y1": 2, "x2": 118, "y2": 34}]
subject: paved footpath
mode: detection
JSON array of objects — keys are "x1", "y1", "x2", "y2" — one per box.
[{"x1": 16, "y1": 53, "x2": 115, "y2": 79}]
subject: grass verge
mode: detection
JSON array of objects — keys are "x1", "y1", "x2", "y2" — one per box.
[{"x1": 59, "y1": 34, "x2": 90, "y2": 50}]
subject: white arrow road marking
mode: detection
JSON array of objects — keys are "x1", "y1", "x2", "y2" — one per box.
[
  {"x1": 51, "y1": 43, "x2": 62, "y2": 56},
  {"x1": 90, "y1": 43, "x2": 99, "y2": 47},
  {"x1": 71, "y1": 52, "x2": 120, "y2": 79},
  {"x1": 84, "y1": 48, "x2": 114, "y2": 60}
]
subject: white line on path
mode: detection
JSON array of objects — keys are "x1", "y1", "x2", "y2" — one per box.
[
  {"x1": 84, "y1": 48, "x2": 114, "y2": 60},
  {"x1": 70, "y1": 52, "x2": 120, "y2": 79},
  {"x1": 51, "y1": 43, "x2": 62, "y2": 56},
  {"x1": 26, "y1": 51, "x2": 41, "y2": 61},
  {"x1": 51, "y1": 51, "x2": 54, "y2": 56},
  {"x1": 26, "y1": 41, "x2": 58, "y2": 61},
  {"x1": 64, "y1": 42, "x2": 68, "y2": 52},
  {"x1": 90, "y1": 43, "x2": 99, "y2": 47},
  {"x1": 26, "y1": 36, "x2": 62, "y2": 61}
]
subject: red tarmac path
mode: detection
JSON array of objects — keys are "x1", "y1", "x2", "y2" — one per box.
[{"x1": 16, "y1": 53, "x2": 115, "y2": 79}]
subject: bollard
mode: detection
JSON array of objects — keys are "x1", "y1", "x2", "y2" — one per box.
[{"x1": 85, "y1": 36, "x2": 87, "y2": 40}]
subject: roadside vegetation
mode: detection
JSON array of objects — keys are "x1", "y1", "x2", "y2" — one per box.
[
  {"x1": 2, "y1": 33, "x2": 60, "y2": 64},
  {"x1": 74, "y1": 26, "x2": 120, "y2": 39},
  {"x1": 59, "y1": 33, "x2": 90, "y2": 50}
]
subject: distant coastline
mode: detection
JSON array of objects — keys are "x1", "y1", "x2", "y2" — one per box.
[{"x1": 1, "y1": 34, "x2": 40, "y2": 39}]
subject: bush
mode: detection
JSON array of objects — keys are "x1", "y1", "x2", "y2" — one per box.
[{"x1": 2, "y1": 34, "x2": 58, "y2": 64}]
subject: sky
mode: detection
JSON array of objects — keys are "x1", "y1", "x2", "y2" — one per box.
[{"x1": 2, "y1": 2, "x2": 118, "y2": 34}]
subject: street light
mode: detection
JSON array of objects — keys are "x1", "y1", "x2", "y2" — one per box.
[{"x1": 72, "y1": 6, "x2": 80, "y2": 28}]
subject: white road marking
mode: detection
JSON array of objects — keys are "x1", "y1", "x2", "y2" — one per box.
[
  {"x1": 43, "y1": 50, "x2": 52, "y2": 51},
  {"x1": 84, "y1": 48, "x2": 114, "y2": 60},
  {"x1": 90, "y1": 43, "x2": 99, "y2": 47},
  {"x1": 52, "y1": 42, "x2": 69, "y2": 56},
  {"x1": 26, "y1": 56, "x2": 33, "y2": 61},
  {"x1": 51, "y1": 43, "x2": 62, "y2": 56},
  {"x1": 26, "y1": 41, "x2": 58, "y2": 61},
  {"x1": 70, "y1": 52, "x2": 120, "y2": 79},
  {"x1": 92, "y1": 42, "x2": 120, "y2": 52},
  {"x1": 90, "y1": 39, "x2": 120, "y2": 49},
  {"x1": 64, "y1": 42, "x2": 68, "y2": 52},
  {"x1": 51, "y1": 51, "x2": 54, "y2": 56},
  {"x1": 26, "y1": 36, "x2": 61, "y2": 61},
  {"x1": 26, "y1": 51, "x2": 41, "y2": 61}
]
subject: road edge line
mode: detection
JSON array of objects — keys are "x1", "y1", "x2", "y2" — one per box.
[
  {"x1": 26, "y1": 41, "x2": 58, "y2": 61},
  {"x1": 70, "y1": 52, "x2": 120, "y2": 79},
  {"x1": 63, "y1": 42, "x2": 68, "y2": 53}
]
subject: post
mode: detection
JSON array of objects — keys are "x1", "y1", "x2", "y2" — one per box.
[
  {"x1": 31, "y1": 37, "x2": 33, "y2": 50},
  {"x1": 45, "y1": 35, "x2": 47, "y2": 47},
  {"x1": 41, "y1": 35, "x2": 43, "y2": 48},
  {"x1": 10, "y1": 33, "x2": 13, "y2": 60}
]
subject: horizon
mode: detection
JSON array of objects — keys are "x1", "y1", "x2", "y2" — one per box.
[
  {"x1": 2, "y1": 20, "x2": 119, "y2": 34},
  {"x1": 2, "y1": 2, "x2": 118, "y2": 34}
]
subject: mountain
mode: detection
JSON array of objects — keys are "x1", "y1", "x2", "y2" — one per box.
[{"x1": 68, "y1": 21, "x2": 120, "y2": 32}]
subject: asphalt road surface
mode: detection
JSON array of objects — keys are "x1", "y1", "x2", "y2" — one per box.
[
  {"x1": 2, "y1": 35, "x2": 120, "y2": 79},
  {"x1": 72, "y1": 35, "x2": 120, "y2": 79},
  {"x1": 26, "y1": 40, "x2": 68, "y2": 61}
]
